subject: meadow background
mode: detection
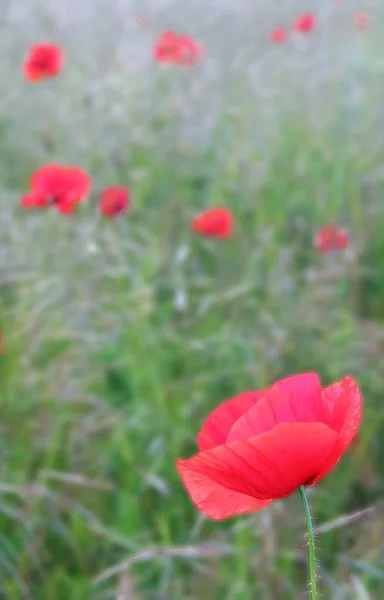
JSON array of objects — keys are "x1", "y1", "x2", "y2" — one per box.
[{"x1": 0, "y1": 0, "x2": 384, "y2": 598}]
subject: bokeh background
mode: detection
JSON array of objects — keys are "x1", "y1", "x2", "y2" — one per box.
[{"x1": 1, "y1": 0, "x2": 384, "y2": 598}]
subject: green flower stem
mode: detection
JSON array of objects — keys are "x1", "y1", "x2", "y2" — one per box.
[{"x1": 298, "y1": 486, "x2": 318, "y2": 600}]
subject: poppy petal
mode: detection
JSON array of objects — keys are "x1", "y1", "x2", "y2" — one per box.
[
  {"x1": 62, "y1": 168, "x2": 91, "y2": 201},
  {"x1": 321, "y1": 376, "x2": 363, "y2": 443},
  {"x1": 227, "y1": 373, "x2": 324, "y2": 443},
  {"x1": 31, "y1": 164, "x2": 91, "y2": 206},
  {"x1": 179, "y1": 422, "x2": 338, "y2": 519},
  {"x1": 55, "y1": 198, "x2": 76, "y2": 214},
  {"x1": 270, "y1": 28, "x2": 287, "y2": 42},
  {"x1": 192, "y1": 207, "x2": 233, "y2": 239},
  {"x1": 308, "y1": 377, "x2": 363, "y2": 486},
  {"x1": 197, "y1": 390, "x2": 268, "y2": 451},
  {"x1": 294, "y1": 12, "x2": 316, "y2": 33},
  {"x1": 176, "y1": 460, "x2": 272, "y2": 520},
  {"x1": 99, "y1": 186, "x2": 130, "y2": 217},
  {"x1": 23, "y1": 44, "x2": 63, "y2": 82},
  {"x1": 31, "y1": 164, "x2": 63, "y2": 194},
  {"x1": 20, "y1": 193, "x2": 50, "y2": 208}
]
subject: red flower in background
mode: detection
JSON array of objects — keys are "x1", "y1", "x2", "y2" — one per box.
[
  {"x1": 192, "y1": 208, "x2": 233, "y2": 239},
  {"x1": 154, "y1": 31, "x2": 203, "y2": 65},
  {"x1": 154, "y1": 31, "x2": 179, "y2": 63},
  {"x1": 354, "y1": 12, "x2": 370, "y2": 30},
  {"x1": 293, "y1": 12, "x2": 317, "y2": 34},
  {"x1": 315, "y1": 225, "x2": 349, "y2": 254},
  {"x1": 23, "y1": 43, "x2": 63, "y2": 82},
  {"x1": 20, "y1": 193, "x2": 50, "y2": 209},
  {"x1": 270, "y1": 28, "x2": 288, "y2": 43},
  {"x1": 176, "y1": 35, "x2": 204, "y2": 65},
  {"x1": 99, "y1": 187, "x2": 130, "y2": 218},
  {"x1": 177, "y1": 373, "x2": 362, "y2": 520},
  {"x1": 27, "y1": 164, "x2": 91, "y2": 214}
]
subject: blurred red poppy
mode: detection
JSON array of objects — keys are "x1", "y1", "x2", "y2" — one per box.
[
  {"x1": 177, "y1": 35, "x2": 204, "y2": 65},
  {"x1": 29, "y1": 164, "x2": 91, "y2": 214},
  {"x1": 315, "y1": 225, "x2": 349, "y2": 254},
  {"x1": 354, "y1": 12, "x2": 370, "y2": 30},
  {"x1": 192, "y1": 208, "x2": 233, "y2": 239},
  {"x1": 177, "y1": 373, "x2": 362, "y2": 520},
  {"x1": 99, "y1": 187, "x2": 130, "y2": 218},
  {"x1": 154, "y1": 31, "x2": 203, "y2": 65},
  {"x1": 270, "y1": 28, "x2": 288, "y2": 43},
  {"x1": 293, "y1": 12, "x2": 317, "y2": 34},
  {"x1": 20, "y1": 192, "x2": 50, "y2": 209},
  {"x1": 154, "y1": 31, "x2": 178, "y2": 63},
  {"x1": 23, "y1": 43, "x2": 63, "y2": 82}
]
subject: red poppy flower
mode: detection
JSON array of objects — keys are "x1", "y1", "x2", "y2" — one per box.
[
  {"x1": 177, "y1": 373, "x2": 362, "y2": 520},
  {"x1": 176, "y1": 36, "x2": 204, "y2": 65},
  {"x1": 314, "y1": 225, "x2": 349, "y2": 254},
  {"x1": 192, "y1": 207, "x2": 233, "y2": 239},
  {"x1": 293, "y1": 12, "x2": 317, "y2": 34},
  {"x1": 23, "y1": 43, "x2": 63, "y2": 82},
  {"x1": 20, "y1": 192, "x2": 50, "y2": 209},
  {"x1": 54, "y1": 197, "x2": 78, "y2": 215},
  {"x1": 99, "y1": 187, "x2": 130, "y2": 218},
  {"x1": 270, "y1": 28, "x2": 288, "y2": 43},
  {"x1": 30, "y1": 164, "x2": 91, "y2": 214},
  {"x1": 354, "y1": 12, "x2": 370, "y2": 30},
  {"x1": 154, "y1": 31, "x2": 203, "y2": 65},
  {"x1": 154, "y1": 31, "x2": 181, "y2": 63}
]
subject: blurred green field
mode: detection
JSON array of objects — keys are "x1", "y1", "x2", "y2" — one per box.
[{"x1": 1, "y1": 0, "x2": 384, "y2": 598}]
